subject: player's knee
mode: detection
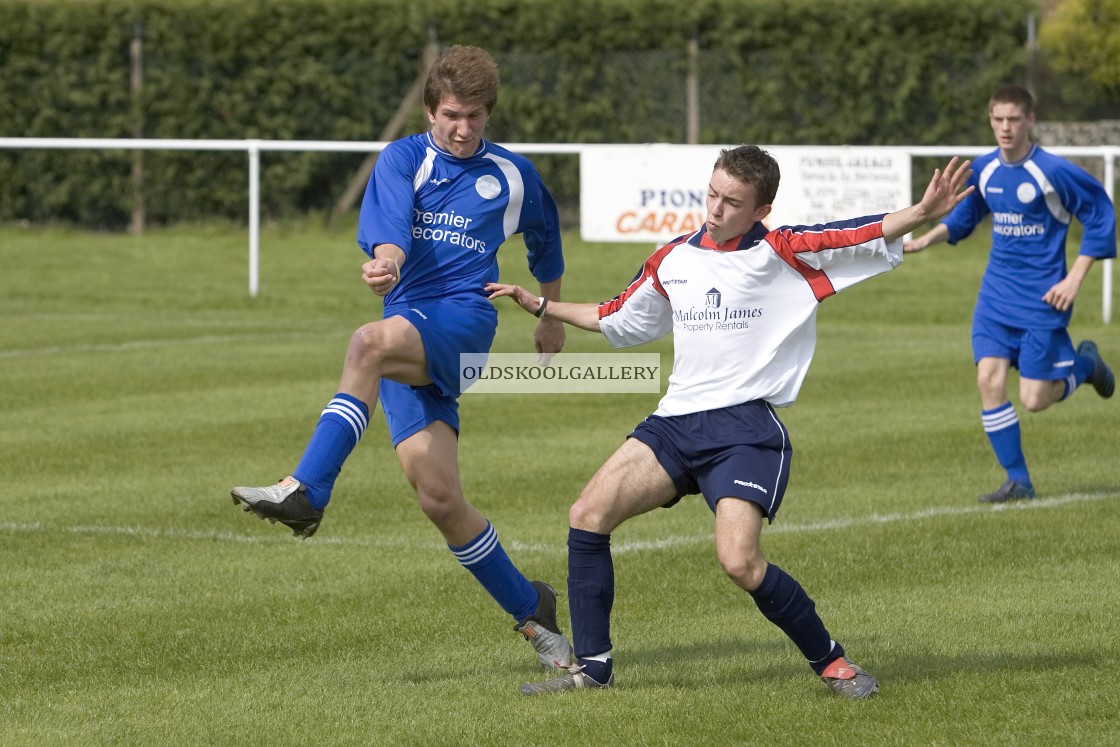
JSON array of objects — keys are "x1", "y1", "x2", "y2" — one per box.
[
  {"x1": 569, "y1": 497, "x2": 611, "y2": 534},
  {"x1": 347, "y1": 323, "x2": 389, "y2": 365},
  {"x1": 718, "y1": 553, "x2": 767, "y2": 591},
  {"x1": 1019, "y1": 378, "x2": 1065, "y2": 412},
  {"x1": 1020, "y1": 390, "x2": 1054, "y2": 413},
  {"x1": 415, "y1": 486, "x2": 464, "y2": 528},
  {"x1": 976, "y1": 372, "x2": 1004, "y2": 399}
]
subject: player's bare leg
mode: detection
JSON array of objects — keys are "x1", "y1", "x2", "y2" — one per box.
[
  {"x1": 232, "y1": 316, "x2": 429, "y2": 536},
  {"x1": 396, "y1": 421, "x2": 571, "y2": 669},
  {"x1": 976, "y1": 356, "x2": 1034, "y2": 502},
  {"x1": 522, "y1": 439, "x2": 675, "y2": 694},
  {"x1": 715, "y1": 498, "x2": 878, "y2": 698}
]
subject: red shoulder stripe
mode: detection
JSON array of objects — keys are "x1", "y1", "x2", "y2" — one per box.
[
  {"x1": 772, "y1": 219, "x2": 883, "y2": 254},
  {"x1": 765, "y1": 218, "x2": 884, "y2": 302},
  {"x1": 766, "y1": 229, "x2": 836, "y2": 302},
  {"x1": 598, "y1": 237, "x2": 686, "y2": 319}
]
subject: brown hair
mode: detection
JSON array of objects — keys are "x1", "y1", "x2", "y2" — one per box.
[
  {"x1": 989, "y1": 85, "x2": 1034, "y2": 117},
  {"x1": 423, "y1": 45, "x2": 501, "y2": 114},
  {"x1": 714, "y1": 146, "x2": 781, "y2": 206}
]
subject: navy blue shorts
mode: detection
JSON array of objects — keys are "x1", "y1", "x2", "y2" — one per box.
[
  {"x1": 628, "y1": 400, "x2": 792, "y2": 522},
  {"x1": 379, "y1": 294, "x2": 498, "y2": 446},
  {"x1": 971, "y1": 312, "x2": 1076, "y2": 381}
]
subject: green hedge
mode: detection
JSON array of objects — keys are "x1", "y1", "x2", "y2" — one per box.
[{"x1": 0, "y1": 0, "x2": 1033, "y2": 228}]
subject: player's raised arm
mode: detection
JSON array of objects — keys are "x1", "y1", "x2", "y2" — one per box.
[
  {"x1": 486, "y1": 282, "x2": 602, "y2": 333},
  {"x1": 882, "y1": 157, "x2": 974, "y2": 242}
]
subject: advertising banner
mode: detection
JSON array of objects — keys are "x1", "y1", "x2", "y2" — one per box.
[{"x1": 579, "y1": 144, "x2": 912, "y2": 243}]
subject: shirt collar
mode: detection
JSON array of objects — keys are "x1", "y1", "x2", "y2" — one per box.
[{"x1": 693, "y1": 221, "x2": 769, "y2": 251}]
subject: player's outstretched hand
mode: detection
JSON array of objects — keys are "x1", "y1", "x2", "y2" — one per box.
[
  {"x1": 487, "y1": 282, "x2": 565, "y2": 363},
  {"x1": 903, "y1": 235, "x2": 933, "y2": 254},
  {"x1": 918, "y1": 156, "x2": 974, "y2": 223},
  {"x1": 485, "y1": 282, "x2": 541, "y2": 315},
  {"x1": 883, "y1": 158, "x2": 974, "y2": 241}
]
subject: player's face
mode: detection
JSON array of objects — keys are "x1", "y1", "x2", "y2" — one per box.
[
  {"x1": 989, "y1": 102, "x2": 1035, "y2": 161},
  {"x1": 428, "y1": 95, "x2": 490, "y2": 158},
  {"x1": 705, "y1": 168, "x2": 772, "y2": 244}
]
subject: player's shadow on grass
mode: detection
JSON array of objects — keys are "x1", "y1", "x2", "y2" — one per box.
[
  {"x1": 400, "y1": 632, "x2": 1096, "y2": 690},
  {"x1": 872, "y1": 649, "x2": 1097, "y2": 684},
  {"x1": 613, "y1": 637, "x2": 800, "y2": 688},
  {"x1": 625, "y1": 637, "x2": 787, "y2": 667},
  {"x1": 567, "y1": 636, "x2": 1097, "y2": 690}
]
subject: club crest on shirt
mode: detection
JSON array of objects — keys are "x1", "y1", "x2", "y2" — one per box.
[
  {"x1": 475, "y1": 175, "x2": 501, "y2": 199},
  {"x1": 1016, "y1": 182, "x2": 1037, "y2": 204}
]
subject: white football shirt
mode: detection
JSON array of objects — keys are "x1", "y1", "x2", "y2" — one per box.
[{"x1": 598, "y1": 216, "x2": 902, "y2": 416}]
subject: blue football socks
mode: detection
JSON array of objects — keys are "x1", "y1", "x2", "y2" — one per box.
[
  {"x1": 750, "y1": 563, "x2": 841, "y2": 674},
  {"x1": 981, "y1": 402, "x2": 1032, "y2": 487},
  {"x1": 292, "y1": 393, "x2": 369, "y2": 509},
  {"x1": 1063, "y1": 350, "x2": 1097, "y2": 400},
  {"x1": 449, "y1": 522, "x2": 538, "y2": 622}
]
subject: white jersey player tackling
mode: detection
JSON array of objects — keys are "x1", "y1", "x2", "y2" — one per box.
[{"x1": 487, "y1": 146, "x2": 974, "y2": 699}]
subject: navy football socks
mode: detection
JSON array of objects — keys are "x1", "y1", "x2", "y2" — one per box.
[
  {"x1": 567, "y1": 527, "x2": 615, "y2": 660},
  {"x1": 750, "y1": 563, "x2": 841, "y2": 674},
  {"x1": 576, "y1": 656, "x2": 613, "y2": 684}
]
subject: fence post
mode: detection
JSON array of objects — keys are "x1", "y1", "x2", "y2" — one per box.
[
  {"x1": 686, "y1": 33, "x2": 699, "y2": 144},
  {"x1": 248, "y1": 141, "x2": 260, "y2": 298},
  {"x1": 129, "y1": 22, "x2": 145, "y2": 235},
  {"x1": 1104, "y1": 150, "x2": 1115, "y2": 323}
]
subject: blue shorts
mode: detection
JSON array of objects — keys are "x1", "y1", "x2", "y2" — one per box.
[
  {"x1": 971, "y1": 313, "x2": 1077, "y2": 381},
  {"x1": 628, "y1": 400, "x2": 792, "y2": 522},
  {"x1": 379, "y1": 294, "x2": 498, "y2": 446}
]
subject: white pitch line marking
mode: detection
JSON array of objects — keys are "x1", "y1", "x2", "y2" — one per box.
[
  {"x1": 0, "y1": 491, "x2": 1114, "y2": 553},
  {"x1": 0, "y1": 330, "x2": 349, "y2": 360},
  {"x1": 605, "y1": 490, "x2": 1118, "y2": 553}
]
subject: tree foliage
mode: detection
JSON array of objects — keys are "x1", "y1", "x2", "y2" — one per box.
[
  {"x1": 0, "y1": 0, "x2": 1033, "y2": 228},
  {"x1": 1039, "y1": 0, "x2": 1120, "y2": 92}
]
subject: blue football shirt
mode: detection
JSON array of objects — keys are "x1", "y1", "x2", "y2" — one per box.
[
  {"x1": 941, "y1": 144, "x2": 1116, "y2": 329},
  {"x1": 357, "y1": 132, "x2": 564, "y2": 305}
]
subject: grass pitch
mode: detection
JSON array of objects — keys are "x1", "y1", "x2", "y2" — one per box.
[{"x1": 1, "y1": 219, "x2": 1118, "y2": 746}]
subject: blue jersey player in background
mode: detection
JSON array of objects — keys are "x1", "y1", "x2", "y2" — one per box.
[
  {"x1": 232, "y1": 45, "x2": 573, "y2": 670},
  {"x1": 905, "y1": 85, "x2": 1116, "y2": 503}
]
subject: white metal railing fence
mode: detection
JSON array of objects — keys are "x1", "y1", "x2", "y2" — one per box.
[{"x1": 0, "y1": 138, "x2": 1115, "y2": 322}]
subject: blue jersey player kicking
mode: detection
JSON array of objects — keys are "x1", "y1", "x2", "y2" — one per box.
[
  {"x1": 904, "y1": 85, "x2": 1116, "y2": 503},
  {"x1": 488, "y1": 147, "x2": 975, "y2": 698},
  {"x1": 231, "y1": 46, "x2": 573, "y2": 671}
]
